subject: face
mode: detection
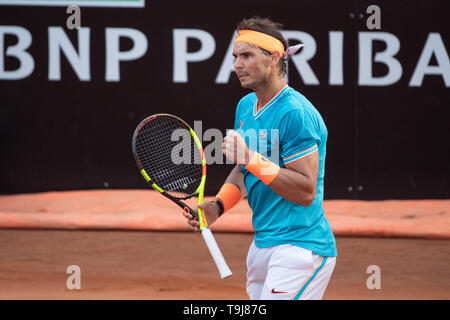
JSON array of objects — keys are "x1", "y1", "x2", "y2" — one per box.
[{"x1": 233, "y1": 42, "x2": 273, "y2": 89}]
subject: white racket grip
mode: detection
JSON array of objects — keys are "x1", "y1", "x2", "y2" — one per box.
[{"x1": 201, "y1": 227, "x2": 232, "y2": 279}]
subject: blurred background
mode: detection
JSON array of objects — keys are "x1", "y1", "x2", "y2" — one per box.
[{"x1": 0, "y1": 0, "x2": 449, "y2": 200}]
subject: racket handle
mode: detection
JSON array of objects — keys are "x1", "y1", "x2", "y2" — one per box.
[{"x1": 201, "y1": 227, "x2": 232, "y2": 279}]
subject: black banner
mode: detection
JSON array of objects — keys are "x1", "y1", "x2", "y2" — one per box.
[
  {"x1": 0, "y1": 300, "x2": 445, "y2": 318},
  {"x1": 0, "y1": 0, "x2": 449, "y2": 199}
]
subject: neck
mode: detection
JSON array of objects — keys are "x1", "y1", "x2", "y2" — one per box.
[{"x1": 254, "y1": 76, "x2": 287, "y2": 111}]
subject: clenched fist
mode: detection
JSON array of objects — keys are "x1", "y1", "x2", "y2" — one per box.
[{"x1": 222, "y1": 130, "x2": 254, "y2": 165}]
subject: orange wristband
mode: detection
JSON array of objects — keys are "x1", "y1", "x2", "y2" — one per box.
[
  {"x1": 245, "y1": 152, "x2": 280, "y2": 185},
  {"x1": 215, "y1": 183, "x2": 241, "y2": 213}
]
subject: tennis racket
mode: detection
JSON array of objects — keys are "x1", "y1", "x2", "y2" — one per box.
[{"x1": 132, "y1": 113, "x2": 232, "y2": 279}]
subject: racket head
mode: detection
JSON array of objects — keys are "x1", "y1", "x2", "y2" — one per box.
[{"x1": 132, "y1": 113, "x2": 206, "y2": 200}]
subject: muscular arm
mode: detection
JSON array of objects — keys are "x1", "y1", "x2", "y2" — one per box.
[
  {"x1": 267, "y1": 151, "x2": 318, "y2": 206},
  {"x1": 224, "y1": 164, "x2": 247, "y2": 199},
  {"x1": 223, "y1": 130, "x2": 318, "y2": 207}
]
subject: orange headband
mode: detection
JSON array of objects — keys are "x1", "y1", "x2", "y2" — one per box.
[{"x1": 235, "y1": 29, "x2": 285, "y2": 55}]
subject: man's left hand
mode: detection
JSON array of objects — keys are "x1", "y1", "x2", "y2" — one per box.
[{"x1": 222, "y1": 130, "x2": 254, "y2": 165}]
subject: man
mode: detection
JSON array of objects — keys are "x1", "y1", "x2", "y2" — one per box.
[{"x1": 183, "y1": 17, "x2": 337, "y2": 300}]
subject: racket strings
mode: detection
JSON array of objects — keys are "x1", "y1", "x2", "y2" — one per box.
[{"x1": 135, "y1": 116, "x2": 203, "y2": 199}]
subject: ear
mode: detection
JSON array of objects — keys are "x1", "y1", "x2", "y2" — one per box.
[{"x1": 270, "y1": 51, "x2": 282, "y2": 67}]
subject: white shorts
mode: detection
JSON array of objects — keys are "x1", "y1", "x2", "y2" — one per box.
[{"x1": 246, "y1": 241, "x2": 336, "y2": 300}]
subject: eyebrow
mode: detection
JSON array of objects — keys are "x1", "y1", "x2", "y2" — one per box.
[{"x1": 232, "y1": 50, "x2": 252, "y2": 58}]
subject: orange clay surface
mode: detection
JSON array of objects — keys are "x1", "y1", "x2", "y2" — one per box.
[
  {"x1": 0, "y1": 190, "x2": 448, "y2": 239},
  {"x1": 0, "y1": 190, "x2": 449, "y2": 300},
  {"x1": 0, "y1": 230, "x2": 449, "y2": 299}
]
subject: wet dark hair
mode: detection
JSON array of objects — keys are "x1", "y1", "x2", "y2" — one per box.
[{"x1": 236, "y1": 17, "x2": 288, "y2": 76}]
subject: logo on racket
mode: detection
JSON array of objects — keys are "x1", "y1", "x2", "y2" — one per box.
[{"x1": 199, "y1": 214, "x2": 208, "y2": 227}]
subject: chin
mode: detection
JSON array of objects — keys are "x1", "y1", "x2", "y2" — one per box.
[{"x1": 239, "y1": 80, "x2": 254, "y2": 89}]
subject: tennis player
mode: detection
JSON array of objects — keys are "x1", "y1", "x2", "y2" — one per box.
[{"x1": 183, "y1": 17, "x2": 337, "y2": 300}]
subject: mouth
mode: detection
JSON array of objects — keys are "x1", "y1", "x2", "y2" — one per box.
[{"x1": 237, "y1": 73, "x2": 249, "y2": 80}]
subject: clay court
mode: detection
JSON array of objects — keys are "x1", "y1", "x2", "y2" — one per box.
[
  {"x1": 1, "y1": 230, "x2": 449, "y2": 300},
  {"x1": 0, "y1": 190, "x2": 448, "y2": 300}
]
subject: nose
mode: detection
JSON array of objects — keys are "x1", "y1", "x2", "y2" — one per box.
[{"x1": 234, "y1": 57, "x2": 243, "y2": 71}]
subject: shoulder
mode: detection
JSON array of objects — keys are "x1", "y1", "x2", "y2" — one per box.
[
  {"x1": 236, "y1": 92, "x2": 256, "y2": 116},
  {"x1": 280, "y1": 88, "x2": 325, "y2": 126},
  {"x1": 237, "y1": 92, "x2": 256, "y2": 107},
  {"x1": 276, "y1": 89, "x2": 305, "y2": 122},
  {"x1": 276, "y1": 89, "x2": 327, "y2": 138},
  {"x1": 278, "y1": 88, "x2": 318, "y2": 113}
]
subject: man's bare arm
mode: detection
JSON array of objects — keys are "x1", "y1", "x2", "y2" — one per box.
[
  {"x1": 223, "y1": 130, "x2": 318, "y2": 207},
  {"x1": 224, "y1": 164, "x2": 246, "y2": 199},
  {"x1": 267, "y1": 151, "x2": 318, "y2": 206}
]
